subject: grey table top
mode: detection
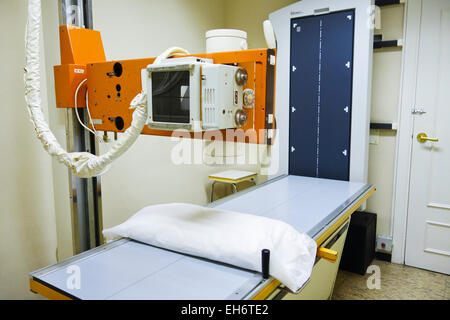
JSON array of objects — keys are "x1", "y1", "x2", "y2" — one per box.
[
  {"x1": 211, "y1": 175, "x2": 369, "y2": 239},
  {"x1": 30, "y1": 175, "x2": 371, "y2": 300}
]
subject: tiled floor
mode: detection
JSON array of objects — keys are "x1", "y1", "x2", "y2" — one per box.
[{"x1": 332, "y1": 260, "x2": 450, "y2": 300}]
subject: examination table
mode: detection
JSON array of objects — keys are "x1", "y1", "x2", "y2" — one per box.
[{"x1": 29, "y1": 175, "x2": 374, "y2": 300}]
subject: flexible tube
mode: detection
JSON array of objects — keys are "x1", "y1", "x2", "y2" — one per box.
[{"x1": 24, "y1": 0, "x2": 188, "y2": 178}]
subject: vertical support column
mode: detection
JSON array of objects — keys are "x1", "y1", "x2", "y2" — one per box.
[
  {"x1": 58, "y1": 0, "x2": 103, "y2": 254},
  {"x1": 81, "y1": 0, "x2": 103, "y2": 248},
  {"x1": 58, "y1": 0, "x2": 85, "y2": 27}
]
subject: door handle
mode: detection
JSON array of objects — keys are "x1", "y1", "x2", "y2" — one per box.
[{"x1": 417, "y1": 132, "x2": 439, "y2": 143}]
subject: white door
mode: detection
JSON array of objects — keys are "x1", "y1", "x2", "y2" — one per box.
[{"x1": 405, "y1": 0, "x2": 450, "y2": 275}]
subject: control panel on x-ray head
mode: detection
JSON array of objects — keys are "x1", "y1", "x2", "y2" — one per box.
[{"x1": 143, "y1": 57, "x2": 250, "y2": 132}]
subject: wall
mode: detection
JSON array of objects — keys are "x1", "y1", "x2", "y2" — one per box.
[
  {"x1": 40, "y1": 0, "x2": 75, "y2": 265},
  {"x1": 366, "y1": 5, "x2": 405, "y2": 238},
  {"x1": 0, "y1": 0, "x2": 58, "y2": 299},
  {"x1": 224, "y1": 0, "x2": 298, "y2": 50}
]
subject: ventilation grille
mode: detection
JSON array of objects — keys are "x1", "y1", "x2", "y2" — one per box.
[{"x1": 203, "y1": 88, "x2": 217, "y2": 126}]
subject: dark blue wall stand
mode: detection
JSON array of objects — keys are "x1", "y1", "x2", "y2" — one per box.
[{"x1": 289, "y1": 10, "x2": 355, "y2": 181}]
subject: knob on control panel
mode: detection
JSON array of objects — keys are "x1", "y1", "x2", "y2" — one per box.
[
  {"x1": 235, "y1": 68, "x2": 248, "y2": 86},
  {"x1": 235, "y1": 109, "x2": 248, "y2": 127}
]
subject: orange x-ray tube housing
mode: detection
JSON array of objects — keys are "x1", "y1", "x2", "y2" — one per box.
[
  {"x1": 54, "y1": 25, "x2": 276, "y2": 144},
  {"x1": 54, "y1": 25, "x2": 106, "y2": 109}
]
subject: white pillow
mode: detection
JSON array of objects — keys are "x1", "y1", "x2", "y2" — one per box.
[{"x1": 103, "y1": 203, "x2": 317, "y2": 293}]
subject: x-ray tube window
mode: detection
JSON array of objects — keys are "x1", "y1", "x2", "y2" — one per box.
[{"x1": 152, "y1": 71, "x2": 190, "y2": 124}]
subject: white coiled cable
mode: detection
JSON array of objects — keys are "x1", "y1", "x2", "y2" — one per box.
[{"x1": 24, "y1": 0, "x2": 188, "y2": 178}]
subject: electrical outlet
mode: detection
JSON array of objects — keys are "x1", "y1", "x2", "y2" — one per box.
[{"x1": 376, "y1": 235, "x2": 393, "y2": 253}]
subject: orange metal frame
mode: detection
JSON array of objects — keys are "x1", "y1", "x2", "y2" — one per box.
[{"x1": 54, "y1": 26, "x2": 276, "y2": 144}]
